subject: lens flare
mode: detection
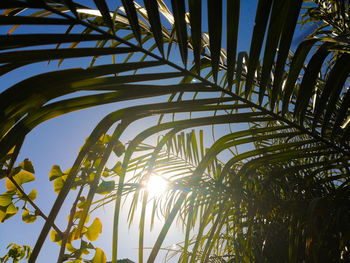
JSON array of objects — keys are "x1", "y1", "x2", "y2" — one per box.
[{"x1": 146, "y1": 174, "x2": 168, "y2": 197}]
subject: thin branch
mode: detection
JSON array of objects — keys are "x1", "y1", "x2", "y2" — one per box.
[
  {"x1": 57, "y1": 185, "x2": 84, "y2": 263},
  {"x1": 7, "y1": 176, "x2": 64, "y2": 238},
  {"x1": 6, "y1": 140, "x2": 64, "y2": 237}
]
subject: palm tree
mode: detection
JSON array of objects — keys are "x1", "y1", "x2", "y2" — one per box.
[{"x1": 0, "y1": 0, "x2": 349, "y2": 262}]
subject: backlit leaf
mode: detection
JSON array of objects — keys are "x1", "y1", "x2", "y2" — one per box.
[
  {"x1": 49, "y1": 165, "x2": 64, "y2": 181},
  {"x1": 71, "y1": 210, "x2": 90, "y2": 223},
  {"x1": 5, "y1": 171, "x2": 35, "y2": 191},
  {"x1": 113, "y1": 161, "x2": 122, "y2": 175},
  {"x1": 19, "y1": 158, "x2": 35, "y2": 173},
  {"x1": 92, "y1": 248, "x2": 106, "y2": 263},
  {"x1": 17, "y1": 171, "x2": 35, "y2": 184},
  {"x1": 68, "y1": 227, "x2": 80, "y2": 242},
  {"x1": 50, "y1": 230, "x2": 62, "y2": 242},
  {"x1": 77, "y1": 197, "x2": 86, "y2": 209},
  {"x1": 66, "y1": 242, "x2": 77, "y2": 253},
  {"x1": 27, "y1": 189, "x2": 37, "y2": 201},
  {"x1": 0, "y1": 194, "x2": 12, "y2": 207},
  {"x1": 6, "y1": 203, "x2": 18, "y2": 214},
  {"x1": 0, "y1": 209, "x2": 7, "y2": 223},
  {"x1": 22, "y1": 209, "x2": 36, "y2": 223},
  {"x1": 85, "y1": 218, "x2": 102, "y2": 241},
  {"x1": 53, "y1": 174, "x2": 68, "y2": 194}
]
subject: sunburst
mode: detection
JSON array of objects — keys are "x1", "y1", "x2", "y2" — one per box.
[{"x1": 145, "y1": 173, "x2": 169, "y2": 198}]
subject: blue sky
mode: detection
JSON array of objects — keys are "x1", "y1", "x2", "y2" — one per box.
[{"x1": 0, "y1": 0, "x2": 310, "y2": 262}]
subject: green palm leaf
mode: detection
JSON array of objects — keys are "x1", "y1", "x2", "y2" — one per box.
[{"x1": 0, "y1": 1, "x2": 349, "y2": 263}]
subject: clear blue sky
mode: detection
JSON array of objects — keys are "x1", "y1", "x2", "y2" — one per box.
[{"x1": 0, "y1": 0, "x2": 308, "y2": 261}]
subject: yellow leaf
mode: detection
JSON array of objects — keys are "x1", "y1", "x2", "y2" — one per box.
[
  {"x1": 83, "y1": 160, "x2": 91, "y2": 168},
  {"x1": 53, "y1": 174, "x2": 67, "y2": 194},
  {"x1": 92, "y1": 248, "x2": 106, "y2": 263},
  {"x1": 102, "y1": 171, "x2": 110, "y2": 178},
  {"x1": 49, "y1": 165, "x2": 63, "y2": 181},
  {"x1": 81, "y1": 248, "x2": 90, "y2": 255},
  {"x1": 17, "y1": 171, "x2": 35, "y2": 184},
  {"x1": 67, "y1": 228, "x2": 75, "y2": 243},
  {"x1": 50, "y1": 230, "x2": 62, "y2": 242},
  {"x1": 0, "y1": 205, "x2": 15, "y2": 223},
  {"x1": 5, "y1": 171, "x2": 35, "y2": 191},
  {"x1": 85, "y1": 218, "x2": 102, "y2": 241},
  {"x1": 66, "y1": 242, "x2": 77, "y2": 253},
  {"x1": 19, "y1": 158, "x2": 35, "y2": 173},
  {"x1": 67, "y1": 211, "x2": 90, "y2": 226},
  {"x1": 70, "y1": 227, "x2": 81, "y2": 241},
  {"x1": 94, "y1": 158, "x2": 101, "y2": 168},
  {"x1": 100, "y1": 134, "x2": 111, "y2": 144},
  {"x1": 7, "y1": 146, "x2": 15, "y2": 155},
  {"x1": 0, "y1": 209, "x2": 6, "y2": 222},
  {"x1": 22, "y1": 209, "x2": 37, "y2": 223},
  {"x1": 113, "y1": 161, "x2": 122, "y2": 176},
  {"x1": 77, "y1": 197, "x2": 86, "y2": 209},
  {"x1": 88, "y1": 172, "x2": 95, "y2": 183},
  {"x1": 6, "y1": 203, "x2": 18, "y2": 214},
  {"x1": 0, "y1": 194, "x2": 12, "y2": 207},
  {"x1": 27, "y1": 189, "x2": 37, "y2": 201},
  {"x1": 73, "y1": 210, "x2": 90, "y2": 223}
]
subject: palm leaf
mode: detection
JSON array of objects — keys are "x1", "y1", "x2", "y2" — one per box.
[{"x1": 0, "y1": 1, "x2": 349, "y2": 263}]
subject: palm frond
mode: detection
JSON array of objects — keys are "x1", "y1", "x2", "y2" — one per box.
[{"x1": 0, "y1": 1, "x2": 349, "y2": 262}]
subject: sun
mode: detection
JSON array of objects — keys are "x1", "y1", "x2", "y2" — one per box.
[{"x1": 146, "y1": 173, "x2": 169, "y2": 198}]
